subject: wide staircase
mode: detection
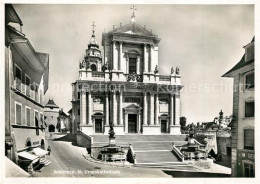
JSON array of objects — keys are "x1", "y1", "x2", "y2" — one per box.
[{"x1": 91, "y1": 135, "x2": 199, "y2": 171}]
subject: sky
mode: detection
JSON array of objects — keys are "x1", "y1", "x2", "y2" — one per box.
[{"x1": 13, "y1": 4, "x2": 254, "y2": 124}]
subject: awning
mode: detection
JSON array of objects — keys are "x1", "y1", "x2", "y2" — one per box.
[
  {"x1": 32, "y1": 148, "x2": 49, "y2": 157},
  {"x1": 18, "y1": 151, "x2": 39, "y2": 161}
]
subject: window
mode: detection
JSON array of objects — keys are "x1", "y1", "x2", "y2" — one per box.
[
  {"x1": 78, "y1": 109, "x2": 80, "y2": 115},
  {"x1": 245, "y1": 101, "x2": 254, "y2": 117},
  {"x1": 15, "y1": 65, "x2": 22, "y2": 91},
  {"x1": 244, "y1": 162, "x2": 254, "y2": 177},
  {"x1": 78, "y1": 92, "x2": 80, "y2": 100},
  {"x1": 25, "y1": 107, "x2": 31, "y2": 126},
  {"x1": 244, "y1": 129, "x2": 254, "y2": 150},
  {"x1": 25, "y1": 74, "x2": 31, "y2": 96},
  {"x1": 129, "y1": 58, "x2": 137, "y2": 74},
  {"x1": 245, "y1": 73, "x2": 254, "y2": 89},
  {"x1": 15, "y1": 102, "x2": 22, "y2": 125}
]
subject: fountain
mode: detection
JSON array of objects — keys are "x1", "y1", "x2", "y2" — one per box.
[
  {"x1": 99, "y1": 122, "x2": 126, "y2": 162},
  {"x1": 179, "y1": 127, "x2": 207, "y2": 160}
]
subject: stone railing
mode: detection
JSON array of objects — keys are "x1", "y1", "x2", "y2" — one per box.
[
  {"x1": 92, "y1": 72, "x2": 105, "y2": 78},
  {"x1": 159, "y1": 75, "x2": 171, "y2": 81},
  {"x1": 129, "y1": 144, "x2": 136, "y2": 164},
  {"x1": 172, "y1": 145, "x2": 184, "y2": 162}
]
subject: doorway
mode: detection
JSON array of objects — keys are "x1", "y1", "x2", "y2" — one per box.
[
  {"x1": 161, "y1": 120, "x2": 167, "y2": 133},
  {"x1": 128, "y1": 114, "x2": 137, "y2": 133},
  {"x1": 95, "y1": 118, "x2": 102, "y2": 133}
]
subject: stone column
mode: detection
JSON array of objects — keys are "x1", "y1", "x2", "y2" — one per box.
[
  {"x1": 175, "y1": 94, "x2": 180, "y2": 125},
  {"x1": 105, "y1": 93, "x2": 109, "y2": 126},
  {"x1": 154, "y1": 94, "x2": 159, "y2": 125},
  {"x1": 119, "y1": 42, "x2": 123, "y2": 71},
  {"x1": 112, "y1": 41, "x2": 117, "y2": 71},
  {"x1": 136, "y1": 55, "x2": 140, "y2": 75},
  {"x1": 126, "y1": 55, "x2": 129, "y2": 74},
  {"x1": 112, "y1": 91, "x2": 117, "y2": 125},
  {"x1": 149, "y1": 93, "x2": 154, "y2": 125},
  {"x1": 143, "y1": 92, "x2": 147, "y2": 125},
  {"x1": 170, "y1": 93, "x2": 174, "y2": 125},
  {"x1": 143, "y1": 44, "x2": 148, "y2": 72},
  {"x1": 80, "y1": 91, "x2": 87, "y2": 125},
  {"x1": 119, "y1": 91, "x2": 123, "y2": 125},
  {"x1": 124, "y1": 113, "x2": 128, "y2": 133},
  {"x1": 87, "y1": 92, "x2": 92, "y2": 125},
  {"x1": 149, "y1": 45, "x2": 153, "y2": 72}
]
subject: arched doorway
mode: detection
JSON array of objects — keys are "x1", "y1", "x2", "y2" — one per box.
[
  {"x1": 91, "y1": 64, "x2": 97, "y2": 71},
  {"x1": 49, "y1": 124, "x2": 55, "y2": 132}
]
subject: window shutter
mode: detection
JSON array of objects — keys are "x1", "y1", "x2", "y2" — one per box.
[
  {"x1": 16, "y1": 104, "x2": 22, "y2": 125},
  {"x1": 26, "y1": 108, "x2": 30, "y2": 126}
]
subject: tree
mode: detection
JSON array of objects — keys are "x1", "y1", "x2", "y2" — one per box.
[{"x1": 180, "y1": 116, "x2": 187, "y2": 128}]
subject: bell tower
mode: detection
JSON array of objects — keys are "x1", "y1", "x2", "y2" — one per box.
[{"x1": 81, "y1": 22, "x2": 102, "y2": 72}]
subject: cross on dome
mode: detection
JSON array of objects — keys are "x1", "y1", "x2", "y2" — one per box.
[
  {"x1": 130, "y1": 5, "x2": 137, "y2": 23},
  {"x1": 91, "y1": 22, "x2": 96, "y2": 35}
]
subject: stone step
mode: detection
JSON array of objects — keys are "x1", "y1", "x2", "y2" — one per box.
[
  {"x1": 92, "y1": 135, "x2": 187, "y2": 143},
  {"x1": 135, "y1": 151, "x2": 181, "y2": 164}
]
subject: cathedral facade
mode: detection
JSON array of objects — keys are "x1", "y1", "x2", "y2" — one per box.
[{"x1": 71, "y1": 12, "x2": 183, "y2": 135}]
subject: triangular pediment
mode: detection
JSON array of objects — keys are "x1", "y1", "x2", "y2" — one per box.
[
  {"x1": 111, "y1": 23, "x2": 154, "y2": 37},
  {"x1": 124, "y1": 103, "x2": 141, "y2": 109}
]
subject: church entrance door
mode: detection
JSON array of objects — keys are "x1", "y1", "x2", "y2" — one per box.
[
  {"x1": 95, "y1": 118, "x2": 102, "y2": 133},
  {"x1": 128, "y1": 114, "x2": 137, "y2": 133},
  {"x1": 161, "y1": 120, "x2": 167, "y2": 133}
]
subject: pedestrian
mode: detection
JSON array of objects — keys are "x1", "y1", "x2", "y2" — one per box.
[{"x1": 47, "y1": 146, "x2": 51, "y2": 155}]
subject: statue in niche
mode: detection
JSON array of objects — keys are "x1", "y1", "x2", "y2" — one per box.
[
  {"x1": 171, "y1": 67, "x2": 174, "y2": 74},
  {"x1": 102, "y1": 62, "x2": 108, "y2": 72},
  {"x1": 154, "y1": 65, "x2": 159, "y2": 74},
  {"x1": 176, "y1": 67, "x2": 180, "y2": 75}
]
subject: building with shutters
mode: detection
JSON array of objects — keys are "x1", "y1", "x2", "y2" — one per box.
[
  {"x1": 222, "y1": 37, "x2": 255, "y2": 177},
  {"x1": 71, "y1": 8, "x2": 183, "y2": 135},
  {"x1": 5, "y1": 4, "x2": 49, "y2": 168}
]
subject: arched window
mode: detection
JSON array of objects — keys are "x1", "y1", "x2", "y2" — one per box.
[{"x1": 91, "y1": 64, "x2": 97, "y2": 71}]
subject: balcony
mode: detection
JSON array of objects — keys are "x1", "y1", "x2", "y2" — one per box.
[
  {"x1": 92, "y1": 72, "x2": 104, "y2": 78},
  {"x1": 13, "y1": 79, "x2": 42, "y2": 105}
]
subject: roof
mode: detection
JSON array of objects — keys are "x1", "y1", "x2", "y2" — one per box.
[
  {"x1": 5, "y1": 4, "x2": 23, "y2": 25},
  {"x1": 7, "y1": 25, "x2": 46, "y2": 71},
  {"x1": 89, "y1": 34, "x2": 99, "y2": 46},
  {"x1": 222, "y1": 37, "x2": 255, "y2": 77},
  {"x1": 45, "y1": 99, "x2": 59, "y2": 108},
  {"x1": 203, "y1": 122, "x2": 214, "y2": 131}
]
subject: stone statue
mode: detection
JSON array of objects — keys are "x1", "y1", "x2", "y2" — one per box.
[
  {"x1": 108, "y1": 122, "x2": 115, "y2": 138},
  {"x1": 102, "y1": 62, "x2": 108, "y2": 72},
  {"x1": 154, "y1": 65, "x2": 159, "y2": 74},
  {"x1": 171, "y1": 67, "x2": 174, "y2": 74},
  {"x1": 176, "y1": 67, "x2": 180, "y2": 75}
]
